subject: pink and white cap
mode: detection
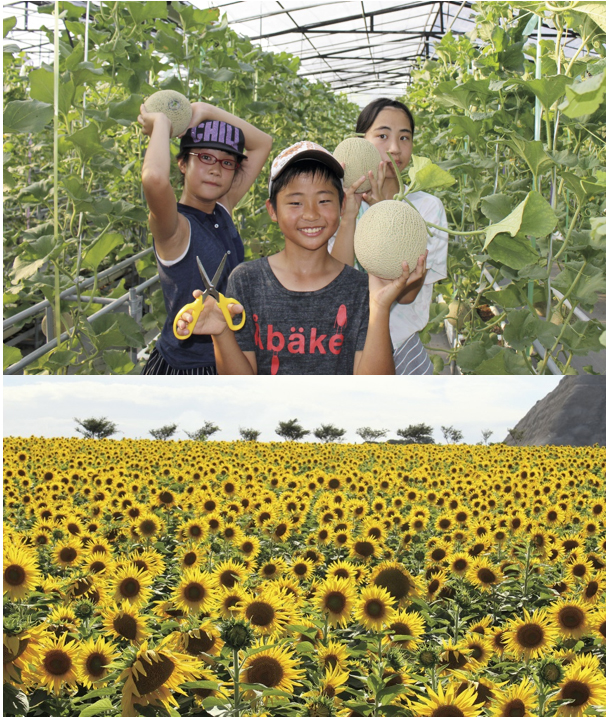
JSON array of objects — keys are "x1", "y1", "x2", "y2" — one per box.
[{"x1": 268, "y1": 141, "x2": 344, "y2": 195}]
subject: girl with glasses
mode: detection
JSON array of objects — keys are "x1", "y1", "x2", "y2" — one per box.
[{"x1": 138, "y1": 101, "x2": 272, "y2": 374}]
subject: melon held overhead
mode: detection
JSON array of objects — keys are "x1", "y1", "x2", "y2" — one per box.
[{"x1": 144, "y1": 90, "x2": 192, "y2": 138}]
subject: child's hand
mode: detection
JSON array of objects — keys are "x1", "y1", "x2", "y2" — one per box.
[
  {"x1": 183, "y1": 102, "x2": 213, "y2": 135},
  {"x1": 340, "y1": 163, "x2": 366, "y2": 221},
  {"x1": 368, "y1": 251, "x2": 428, "y2": 309},
  {"x1": 138, "y1": 105, "x2": 172, "y2": 137},
  {"x1": 175, "y1": 291, "x2": 244, "y2": 337},
  {"x1": 362, "y1": 161, "x2": 387, "y2": 206}
]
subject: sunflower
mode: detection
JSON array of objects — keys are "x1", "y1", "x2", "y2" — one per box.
[
  {"x1": 291, "y1": 557, "x2": 315, "y2": 582},
  {"x1": 216, "y1": 584, "x2": 248, "y2": 619},
  {"x1": 3, "y1": 545, "x2": 42, "y2": 600},
  {"x1": 503, "y1": 609, "x2": 558, "y2": 660},
  {"x1": 34, "y1": 632, "x2": 80, "y2": 694},
  {"x1": 316, "y1": 639, "x2": 350, "y2": 672},
  {"x1": 489, "y1": 676, "x2": 538, "y2": 717},
  {"x1": 213, "y1": 559, "x2": 249, "y2": 589},
  {"x1": 549, "y1": 598, "x2": 591, "y2": 639},
  {"x1": 179, "y1": 518, "x2": 206, "y2": 542},
  {"x1": 177, "y1": 545, "x2": 204, "y2": 571},
  {"x1": 565, "y1": 556, "x2": 592, "y2": 583},
  {"x1": 461, "y1": 633, "x2": 494, "y2": 667},
  {"x1": 579, "y1": 575, "x2": 603, "y2": 604},
  {"x1": 467, "y1": 556, "x2": 502, "y2": 592},
  {"x1": 241, "y1": 642, "x2": 303, "y2": 695},
  {"x1": 258, "y1": 557, "x2": 288, "y2": 581},
  {"x1": 119, "y1": 638, "x2": 202, "y2": 717},
  {"x1": 591, "y1": 606, "x2": 606, "y2": 643},
  {"x1": 101, "y1": 602, "x2": 149, "y2": 643},
  {"x1": 111, "y1": 564, "x2": 153, "y2": 607},
  {"x1": 319, "y1": 664, "x2": 349, "y2": 699},
  {"x1": 384, "y1": 608, "x2": 425, "y2": 651},
  {"x1": 554, "y1": 654, "x2": 606, "y2": 716},
  {"x1": 52, "y1": 539, "x2": 84, "y2": 569},
  {"x1": 450, "y1": 552, "x2": 472, "y2": 577},
  {"x1": 178, "y1": 621, "x2": 224, "y2": 658},
  {"x1": 3, "y1": 624, "x2": 45, "y2": 684},
  {"x1": 76, "y1": 635, "x2": 119, "y2": 687},
  {"x1": 439, "y1": 638, "x2": 471, "y2": 672},
  {"x1": 349, "y1": 536, "x2": 382, "y2": 562},
  {"x1": 370, "y1": 561, "x2": 417, "y2": 606},
  {"x1": 325, "y1": 559, "x2": 359, "y2": 582},
  {"x1": 413, "y1": 682, "x2": 483, "y2": 717},
  {"x1": 237, "y1": 535, "x2": 261, "y2": 561},
  {"x1": 135, "y1": 512, "x2": 165, "y2": 540},
  {"x1": 171, "y1": 568, "x2": 218, "y2": 615},
  {"x1": 315, "y1": 577, "x2": 357, "y2": 628},
  {"x1": 355, "y1": 585, "x2": 396, "y2": 632},
  {"x1": 239, "y1": 587, "x2": 291, "y2": 638},
  {"x1": 424, "y1": 569, "x2": 448, "y2": 602}
]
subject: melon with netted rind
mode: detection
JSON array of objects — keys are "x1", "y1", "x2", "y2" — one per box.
[
  {"x1": 333, "y1": 137, "x2": 382, "y2": 194},
  {"x1": 144, "y1": 90, "x2": 192, "y2": 138},
  {"x1": 354, "y1": 200, "x2": 428, "y2": 280}
]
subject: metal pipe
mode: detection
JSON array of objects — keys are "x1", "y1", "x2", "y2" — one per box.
[{"x1": 3, "y1": 248, "x2": 153, "y2": 331}]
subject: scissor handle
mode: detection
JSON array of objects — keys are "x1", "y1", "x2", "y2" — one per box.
[
  {"x1": 217, "y1": 294, "x2": 246, "y2": 331},
  {"x1": 172, "y1": 295, "x2": 204, "y2": 340}
]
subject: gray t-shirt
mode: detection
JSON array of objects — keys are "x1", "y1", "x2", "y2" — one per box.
[{"x1": 226, "y1": 258, "x2": 369, "y2": 374}]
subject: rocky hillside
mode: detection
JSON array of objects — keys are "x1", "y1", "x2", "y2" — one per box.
[{"x1": 505, "y1": 376, "x2": 606, "y2": 446}]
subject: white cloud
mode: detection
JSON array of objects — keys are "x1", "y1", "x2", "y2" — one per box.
[{"x1": 3, "y1": 376, "x2": 562, "y2": 443}]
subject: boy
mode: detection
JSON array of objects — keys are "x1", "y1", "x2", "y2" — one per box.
[{"x1": 176, "y1": 141, "x2": 427, "y2": 374}]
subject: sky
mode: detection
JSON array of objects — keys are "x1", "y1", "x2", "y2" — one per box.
[{"x1": 3, "y1": 376, "x2": 562, "y2": 444}]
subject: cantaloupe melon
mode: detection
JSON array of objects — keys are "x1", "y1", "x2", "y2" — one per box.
[
  {"x1": 446, "y1": 300, "x2": 472, "y2": 330},
  {"x1": 354, "y1": 200, "x2": 428, "y2": 280},
  {"x1": 144, "y1": 90, "x2": 192, "y2": 138},
  {"x1": 333, "y1": 137, "x2": 382, "y2": 194}
]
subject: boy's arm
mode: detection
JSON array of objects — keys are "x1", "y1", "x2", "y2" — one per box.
[
  {"x1": 353, "y1": 258, "x2": 426, "y2": 375},
  {"x1": 138, "y1": 108, "x2": 189, "y2": 262},
  {"x1": 187, "y1": 103, "x2": 273, "y2": 213}
]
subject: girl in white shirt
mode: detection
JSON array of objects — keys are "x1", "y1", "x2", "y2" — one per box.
[{"x1": 331, "y1": 98, "x2": 448, "y2": 375}]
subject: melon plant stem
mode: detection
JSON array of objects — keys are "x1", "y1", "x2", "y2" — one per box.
[{"x1": 53, "y1": 0, "x2": 61, "y2": 355}]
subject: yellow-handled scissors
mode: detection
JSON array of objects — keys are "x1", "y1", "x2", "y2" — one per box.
[{"x1": 172, "y1": 253, "x2": 245, "y2": 340}]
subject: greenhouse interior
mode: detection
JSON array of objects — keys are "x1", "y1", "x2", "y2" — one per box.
[{"x1": 3, "y1": 0, "x2": 606, "y2": 375}]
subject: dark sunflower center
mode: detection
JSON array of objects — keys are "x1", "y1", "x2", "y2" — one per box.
[
  {"x1": 246, "y1": 602, "x2": 275, "y2": 627},
  {"x1": 241, "y1": 542, "x2": 254, "y2": 554},
  {"x1": 263, "y1": 564, "x2": 276, "y2": 576},
  {"x1": 294, "y1": 564, "x2": 308, "y2": 576},
  {"x1": 220, "y1": 570, "x2": 238, "y2": 588},
  {"x1": 585, "y1": 581, "x2": 598, "y2": 598},
  {"x1": 183, "y1": 552, "x2": 197, "y2": 566},
  {"x1": 189, "y1": 526, "x2": 202, "y2": 537},
  {"x1": 133, "y1": 654, "x2": 175, "y2": 695},
  {"x1": 5, "y1": 565, "x2": 26, "y2": 586},
  {"x1": 390, "y1": 621, "x2": 411, "y2": 637},
  {"x1": 275, "y1": 524, "x2": 287, "y2": 537},
  {"x1": 428, "y1": 579, "x2": 440, "y2": 593},
  {"x1": 119, "y1": 578, "x2": 141, "y2": 598},
  {"x1": 469, "y1": 644, "x2": 483, "y2": 660},
  {"x1": 159, "y1": 491, "x2": 173, "y2": 504},
  {"x1": 139, "y1": 520, "x2": 156, "y2": 535},
  {"x1": 184, "y1": 582, "x2": 205, "y2": 603},
  {"x1": 572, "y1": 564, "x2": 586, "y2": 577},
  {"x1": 431, "y1": 548, "x2": 447, "y2": 561},
  {"x1": 354, "y1": 541, "x2": 374, "y2": 557},
  {"x1": 453, "y1": 559, "x2": 468, "y2": 571},
  {"x1": 114, "y1": 613, "x2": 138, "y2": 640},
  {"x1": 89, "y1": 561, "x2": 106, "y2": 573},
  {"x1": 247, "y1": 655, "x2": 284, "y2": 688},
  {"x1": 375, "y1": 568, "x2": 410, "y2": 600},
  {"x1": 186, "y1": 631, "x2": 215, "y2": 655},
  {"x1": 59, "y1": 547, "x2": 77, "y2": 563},
  {"x1": 325, "y1": 655, "x2": 338, "y2": 669},
  {"x1": 365, "y1": 599, "x2": 385, "y2": 619},
  {"x1": 477, "y1": 567, "x2": 496, "y2": 584},
  {"x1": 43, "y1": 649, "x2": 72, "y2": 676},
  {"x1": 433, "y1": 706, "x2": 465, "y2": 717},
  {"x1": 326, "y1": 592, "x2": 347, "y2": 613},
  {"x1": 132, "y1": 560, "x2": 147, "y2": 572},
  {"x1": 560, "y1": 606, "x2": 584, "y2": 629},
  {"x1": 328, "y1": 478, "x2": 340, "y2": 489},
  {"x1": 334, "y1": 568, "x2": 350, "y2": 579},
  {"x1": 560, "y1": 680, "x2": 590, "y2": 706},
  {"x1": 4, "y1": 638, "x2": 30, "y2": 662},
  {"x1": 504, "y1": 698, "x2": 526, "y2": 717},
  {"x1": 517, "y1": 624, "x2": 544, "y2": 647},
  {"x1": 86, "y1": 653, "x2": 108, "y2": 677}
]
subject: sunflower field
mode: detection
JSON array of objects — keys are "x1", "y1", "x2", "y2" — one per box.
[{"x1": 3, "y1": 436, "x2": 606, "y2": 717}]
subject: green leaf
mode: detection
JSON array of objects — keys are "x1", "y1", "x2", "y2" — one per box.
[
  {"x1": 502, "y1": 138, "x2": 554, "y2": 179},
  {"x1": 82, "y1": 233, "x2": 124, "y2": 271},
  {"x1": 2, "y1": 684, "x2": 28, "y2": 715},
  {"x1": 128, "y1": 1, "x2": 168, "y2": 23},
  {"x1": 71, "y1": 687, "x2": 117, "y2": 704},
  {"x1": 560, "y1": 71, "x2": 606, "y2": 118},
  {"x1": 109, "y1": 95, "x2": 145, "y2": 123},
  {"x1": 3, "y1": 100, "x2": 53, "y2": 134},
  {"x1": 449, "y1": 115, "x2": 483, "y2": 142},
  {"x1": 180, "y1": 680, "x2": 219, "y2": 690},
  {"x1": 78, "y1": 698, "x2": 115, "y2": 717},
  {"x1": 512, "y1": 75, "x2": 572, "y2": 110},
  {"x1": 407, "y1": 155, "x2": 456, "y2": 193},
  {"x1": 600, "y1": 332, "x2": 606, "y2": 348},
  {"x1": 481, "y1": 194, "x2": 513, "y2": 223},
  {"x1": 484, "y1": 191, "x2": 558, "y2": 248},
  {"x1": 3, "y1": 346, "x2": 22, "y2": 372},
  {"x1": 103, "y1": 350, "x2": 136, "y2": 374},
  {"x1": 487, "y1": 232, "x2": 540, "y2": 270},
  {"x1": 456, "y1": 341, "x2": 487, "y2": 372},
  {"x1": 65, "y1": 124, "x2": 105, "y2": 161},
  {"x1": 483, "y1": 283, "x2": 526, "y2": 309},
  {"x1": 4, "y1": 16, "x2": 16, "y2": 37},
  {"x1": 572, "y1": 3, "x2": 606, "y2": 33},
  {"x1": 552, "y1": 262, "x2": 606, "y2": 309}
]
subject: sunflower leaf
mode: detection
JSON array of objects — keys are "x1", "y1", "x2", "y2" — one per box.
[
  {"x1": 2, "y1": 684, "x2": 29, "y2": 716},
  {"x1": 78, "y1": 698, "x2": 115, "y2": 717}
]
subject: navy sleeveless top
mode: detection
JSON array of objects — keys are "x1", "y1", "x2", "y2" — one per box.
[{"x1": 155, "y1": 202, "x2": 244, "y2": 370}]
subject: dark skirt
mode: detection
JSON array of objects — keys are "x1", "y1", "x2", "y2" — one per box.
[{"x1": 143, "y1": 347, "x2": 217, "y2": 375}]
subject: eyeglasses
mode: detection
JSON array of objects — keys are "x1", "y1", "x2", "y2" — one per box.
[{"x1": 189, "y1": 152, "x2": 240, "y2": 171}]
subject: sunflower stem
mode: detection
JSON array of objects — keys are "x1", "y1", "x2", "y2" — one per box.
[
  {"x1": 453, "y1": 602, "x2": 460, "y2": 643},
  {"x1": 522, "y1": 542, "x2": 532, "y2": 599},
  {"x1": 232, "y1": 647, "x2": 241, "y2": 717},
  {"x1": 323, "y1": 613, "x2": 329, "y2": 647}
]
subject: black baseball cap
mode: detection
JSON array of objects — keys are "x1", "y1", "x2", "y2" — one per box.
[{"x1": 180, "y1": 120, "x2": 246, "y2": 161}]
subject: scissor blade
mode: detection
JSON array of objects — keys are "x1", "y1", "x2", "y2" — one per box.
[
  {"x1": 210, "y1": 253, "x2": 228, "y2": 287},
  {"x1": 196, "y1": 256, "x2": 213, "y2": 291}
]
